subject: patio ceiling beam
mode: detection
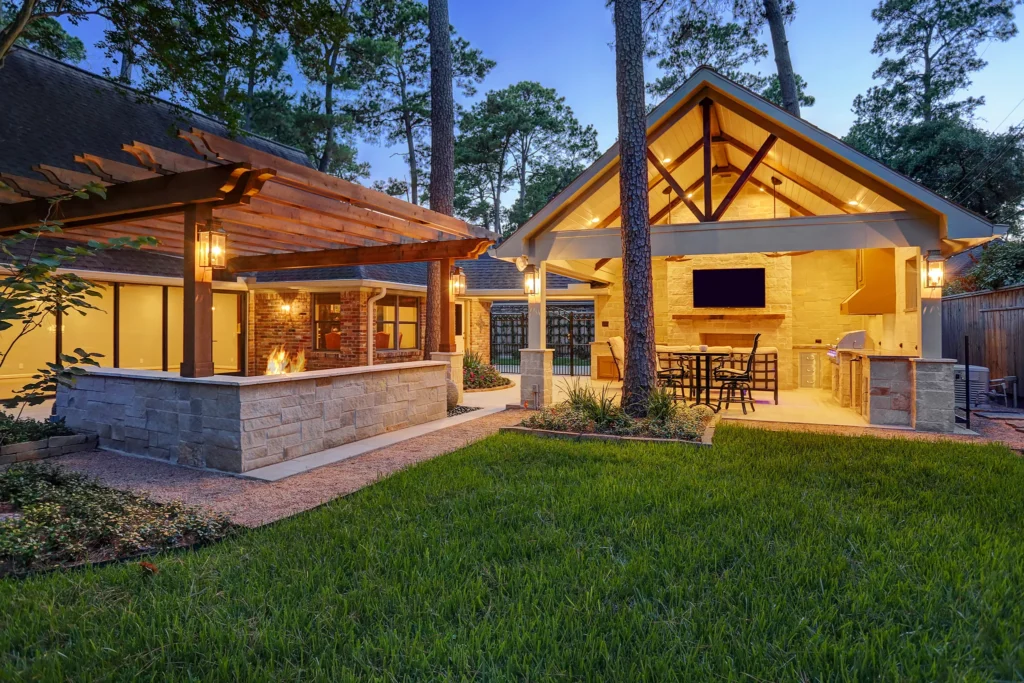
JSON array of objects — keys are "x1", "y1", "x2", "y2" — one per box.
[
  {"x1": 598, "y1": 139, "x2": 704, "y2": 229},
  {"x1": 0, "y1": 163, "x2": 266, "y2": 234},
  {"x1": 711, "y1": 97, "x2": 923, "y2": 213},
  {"x1": 227, "y1": 237, "x2": 493, "y2": 272},
  {"x1": 646, "y1": 150, "x2": 705, "y2": 222},
  {"x1": 718, "y1": 134, "x2": 854, "y2": 214},
  {"x1": 75, "y1": 154, "x2": 161, "y2": 183},
  {"x1": 701, "y1": 98, "x2": 714, "y2": 219},
  {"x1": 712, "y1": 134, "x2": 777, "y2": 221},
  {"x1": 738, "y1": 169, "x2": 815, "y2": 217},
  {"x1": 184, "y1": 128, "x2": 490, "y2": 239},
  {"x1": 225, "y1": 202, "x2": 396, "y2": 247},
  {"x1": 32, "y1": 165, "x2": 111, "y2": 192}
]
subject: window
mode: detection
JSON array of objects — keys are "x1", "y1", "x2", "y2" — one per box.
[
  {"x1": 455, "y1": 303, "x2": 464, "y2": 336},
  {"x1": 376, "y1": 295, "x2": 420, "y2": 350},
  {"x1": 313, "y1": 293, "x2": 343, "y2": 351},
  {"x1": 905, "y1": 257, "x2": 919, "y2": 312}
]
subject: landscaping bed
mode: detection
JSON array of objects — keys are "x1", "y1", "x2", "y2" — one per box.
[
  {"x1": 0, "y1": 463, "x2": 233, "y2": 577},
  {"x1": 0, "y1": 414, "x2": 96, "y2": 464},
  {"x1": 517, "y1": 380, "x2": 715, "y2": 443},
  {"x1": 463, "y1": 351, "x2": 513, "y2": 391}
]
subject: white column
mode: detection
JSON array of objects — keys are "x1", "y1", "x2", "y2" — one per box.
[
  {"x1": 920, "y1": 253, "x2": 943, "y2": 359},
  {"x1": 527, "y1": 261, "x2": 547, "y2": 349},
  {"x1": 521, "y1": 261, "x2": 553, "y2": 407}
]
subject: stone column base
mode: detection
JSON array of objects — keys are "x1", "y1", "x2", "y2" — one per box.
[
  {"x1": 911, "y1": 358, "x2": 956, "y2": 433},
  {"x1": 520, "y1": 349, "x2": 553, "y2": 408},
  {"x1": 431, "y1": 351, "x2": 464, "y2": 408}
]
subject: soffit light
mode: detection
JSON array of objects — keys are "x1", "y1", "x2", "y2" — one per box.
[{"x1": 848, "y1": 200, "x2": 860, "y2": 206}]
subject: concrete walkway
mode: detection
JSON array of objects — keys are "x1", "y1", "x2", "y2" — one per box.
[{"x1": 49, "y1": 409, "x2": 525, "y2": 527}]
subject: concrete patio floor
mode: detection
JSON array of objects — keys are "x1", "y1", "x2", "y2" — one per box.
[{"x1": 468, "y1": 374, "x2": 868, "y2": 428}]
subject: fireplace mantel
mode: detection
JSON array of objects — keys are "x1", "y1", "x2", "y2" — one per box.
[{"x1": 672, "y1": 313, "x2": 786, "y2": 321}]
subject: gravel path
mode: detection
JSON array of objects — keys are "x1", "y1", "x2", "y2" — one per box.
[{"x1": 50, "y1": 409, "x2": 525, "y2": 528}]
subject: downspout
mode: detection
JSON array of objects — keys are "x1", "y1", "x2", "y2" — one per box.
[{"x1": 367, "y1": 287, "x2": 387, "y2": 366}]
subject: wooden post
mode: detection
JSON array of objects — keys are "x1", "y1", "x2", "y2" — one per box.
[
  {"x1": 438, "y1": 256, "x2": 456, "y2": 353},
  {"x1": 181, "y1": 203, "x2": 215, "y2": 377},
  {"x1": 701, "y1": 98, "x2": 713, "y2": 220}
]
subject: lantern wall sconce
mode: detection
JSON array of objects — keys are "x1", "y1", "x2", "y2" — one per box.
[
  {"x1": 523, "y1": 264, "x2": 541, "y2": 297},
  {"x1": 450, "y1": 266, "x2": 466, "y2": 297},
  {"x1": 198, "y1": 218, "x2": 228, "y2": 269},
  {"x1": 925, "y1": 250, "x2": 944, "y2": 289}
]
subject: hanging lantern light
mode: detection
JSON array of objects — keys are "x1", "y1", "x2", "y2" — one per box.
[
  {"x1": 925, "y1": 250, "x2": 944, "y2": 289},
  {"x1": 198, "y1": 218, "x2": 228, "y2": 269},
  {"x1": 523, "y1": 264, "x2": 540, "y2": 296},
  {"x1": 450, "y1": 266, "x2": 466, "y2": 296}
]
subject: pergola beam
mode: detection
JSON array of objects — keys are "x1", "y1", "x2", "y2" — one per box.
[
  {"x1": 0, "y1": 163, "x2": 267, "y2": 234},
  {"x1": 228, "y1": 238, "x2": 492, "y2": 273},
  {"x1": 701, "y1": 98, "x2": 714, "y2": 219}
]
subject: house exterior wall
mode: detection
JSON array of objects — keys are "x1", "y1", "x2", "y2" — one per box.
[{"x1": 247, "y1": 288, "x2": 425, "y2": 376}]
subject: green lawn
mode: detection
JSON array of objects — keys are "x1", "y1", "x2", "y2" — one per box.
[{"x1": 3, "y1": 425, "x2": 1024, "y2": 680}]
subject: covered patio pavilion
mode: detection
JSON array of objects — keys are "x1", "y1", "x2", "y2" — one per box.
[
  {"x1": 0, "y1": 128, "x2": 494, "y2": 472},
  {"x1": 495, "y1": 67, "x2": 1005, "y2": 433}
]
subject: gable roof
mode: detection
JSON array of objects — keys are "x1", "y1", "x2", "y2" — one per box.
[
  {"x1": 0, "y1": 47, "x2": 311, "y2": 182},
  {"x1": 498, "y1": 66, "x2": 1000, "y2": 259}
]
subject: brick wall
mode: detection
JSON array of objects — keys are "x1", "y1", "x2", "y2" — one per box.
[{"x1": 247, "y1": 289, "x2": 424, "y2": 376}]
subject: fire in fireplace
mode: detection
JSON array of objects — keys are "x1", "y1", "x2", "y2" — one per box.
[{"x1": 265, "y1": 346, "x2": 307, "y2": 375}]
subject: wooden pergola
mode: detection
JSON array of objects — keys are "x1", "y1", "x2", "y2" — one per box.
[{"x1": 0, "y1": 128, "x2": 493, "y2": 377}]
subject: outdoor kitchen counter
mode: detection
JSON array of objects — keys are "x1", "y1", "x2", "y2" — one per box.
[{"x1": 56, "y1": 361, "x2": 451, "y2": 473}]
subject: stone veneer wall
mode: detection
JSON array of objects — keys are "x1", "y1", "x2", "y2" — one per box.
[
  {"x1": 247, "y1": 289, "x2": 425, "y2": 376},
  {"x1": 464, "y1": 299, "x2": 492, "y2": 363},
  {"x1": 864, "y1": 357, "x2": 913, "y2": 426},
  {"x1": 56, "y1": 363, "x2": 448, "y2": 473},
  {"x1": 911, "y1": 358, "x2": 955, "y2": 433},
  {"x1": 520, "y1": 349, "x2": 553, "y2": 407}
]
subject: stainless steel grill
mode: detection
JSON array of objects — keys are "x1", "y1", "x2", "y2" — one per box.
[{"x1": 827, "y1": 330, "x2": 869, "y2": 365}]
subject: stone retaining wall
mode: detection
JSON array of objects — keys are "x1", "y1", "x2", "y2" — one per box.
[
  {"x1": 56, "y1": 362, "x2": 448, "y2": 473},
  {"x1": 0, "y1": 434, "x2": 98, "y2": 465}
]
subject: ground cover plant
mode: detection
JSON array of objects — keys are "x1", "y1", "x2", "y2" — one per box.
[
  {"x1": 0, "y1": 463, "x2": 233, "y2": 576},
  {"x1": 522, "y1": 379, "x2": 713, "y2": 440},
  {"x1": 463, "y1": 350, "x2": 512, "y2": 390},
  {"x1": 0, "y1": 413, "x2": 72, "y2": 446},
  {"x1": 2, "y1": 426, "x2": 1022, "y2": 679}
]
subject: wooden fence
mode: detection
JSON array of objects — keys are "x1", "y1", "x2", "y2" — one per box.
[{"x1": 942, "y1": 284, "x2": 1024, "y2": 398}]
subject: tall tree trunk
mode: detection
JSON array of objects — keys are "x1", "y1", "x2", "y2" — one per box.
[
  {"x1": 613, "y1": 0, "x2": 656, "y2": 417},
  {"x1": 119, "y1": 47, "x2": 134, "y2": 83},
  {"x1": 425, "y1": 0, "x2": 455, "y2": 356},
  {"x1": 762, "y1": 0, "x2": 800, "y2": 118},
  {"x1": 403, "y1": 111, "x2": 419, "y2": 204},
  {"x1": 318, "y1": 45, "x2": 340, "y2": 173},
  {"x1": 0, "y1": 0, "x2": 37, "y2": 66}
]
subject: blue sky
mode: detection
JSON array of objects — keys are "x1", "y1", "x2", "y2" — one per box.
[{"x1": 64, "y1": 0, "x2": 1024, "y2": 187}]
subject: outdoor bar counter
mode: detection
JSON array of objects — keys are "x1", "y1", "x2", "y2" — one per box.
[{"x1": 55, "y1": 361, "x2": 450, "y2": 473}]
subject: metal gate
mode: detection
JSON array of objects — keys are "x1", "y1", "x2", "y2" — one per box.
[
  {"x1": 547, "y1": 308, "x2": 594, "y2": 376},
  {"x1": 490, "y1": 311, "x2": 528, "y2": 374},
  {"x1": 488, "y1": 306, "x2": 594, "y2": 375}
]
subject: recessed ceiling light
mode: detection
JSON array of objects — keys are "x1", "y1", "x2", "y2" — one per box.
[
  {"x1": 759, "y1": 187, "x2": 766, "y2": 192},
  {"x1": 686, "y1": 193, "x2": 693, "y2": 199},
  {"x1": 589, "y1": 217, "x2": 599, "y2": 224},
  {"x1": 848, "y1": 200, "x2": 859, "y2": 206},
  {"x1": 662, "y1": 157, "x2": 672, "y2": 163}
]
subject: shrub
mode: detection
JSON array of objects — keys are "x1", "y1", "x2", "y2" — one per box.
[
  {"x1": 0, "y1": 463, "x2": 233, "y2": 575},
  {"x1": 522, "y1": 384, "x2": 712, "y2": 441},
  {"x1": 463, "y1": 351, "x2": 513, "y2": 390},
  {"x1": 0, "y1": 413, "x2": 73, "y2": 446}
]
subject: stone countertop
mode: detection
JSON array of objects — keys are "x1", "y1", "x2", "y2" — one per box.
[
  {"x1": 83, "y1": 361, "x2": 450, "y2": 387},
  {"x1": 838, "y1": 349, "x2": 919, "y2": 361}
]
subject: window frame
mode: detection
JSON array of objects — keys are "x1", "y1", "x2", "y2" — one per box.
[
  {"x1": 312, "y1": 292, "x2": 344, "y2": 352},
  {"x1": 904, "y1": 256, "x2": 919, "y2": 313},
  {"x1": 375, "y1": 294, "x2": 421, "y2": 351}
]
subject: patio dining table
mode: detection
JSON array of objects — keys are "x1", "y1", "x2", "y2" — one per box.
[{"x1": 662, "y1": 350, "x2": 731, "y2": 412}]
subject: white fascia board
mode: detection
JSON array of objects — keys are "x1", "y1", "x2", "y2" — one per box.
[
  {"x1": 532, "y1": 212, "x2": 940, "y2": 261},
  {"x1": 244, "y1": 278, "x2": 426, "y2": 293},
  {"x1": 53, "y1": 268, "x2": 248, "y2": 290}
]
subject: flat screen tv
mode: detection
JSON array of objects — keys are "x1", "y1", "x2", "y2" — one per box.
[{"x1": 692, "y1": 268, "x2": 766, "y2": 308}]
